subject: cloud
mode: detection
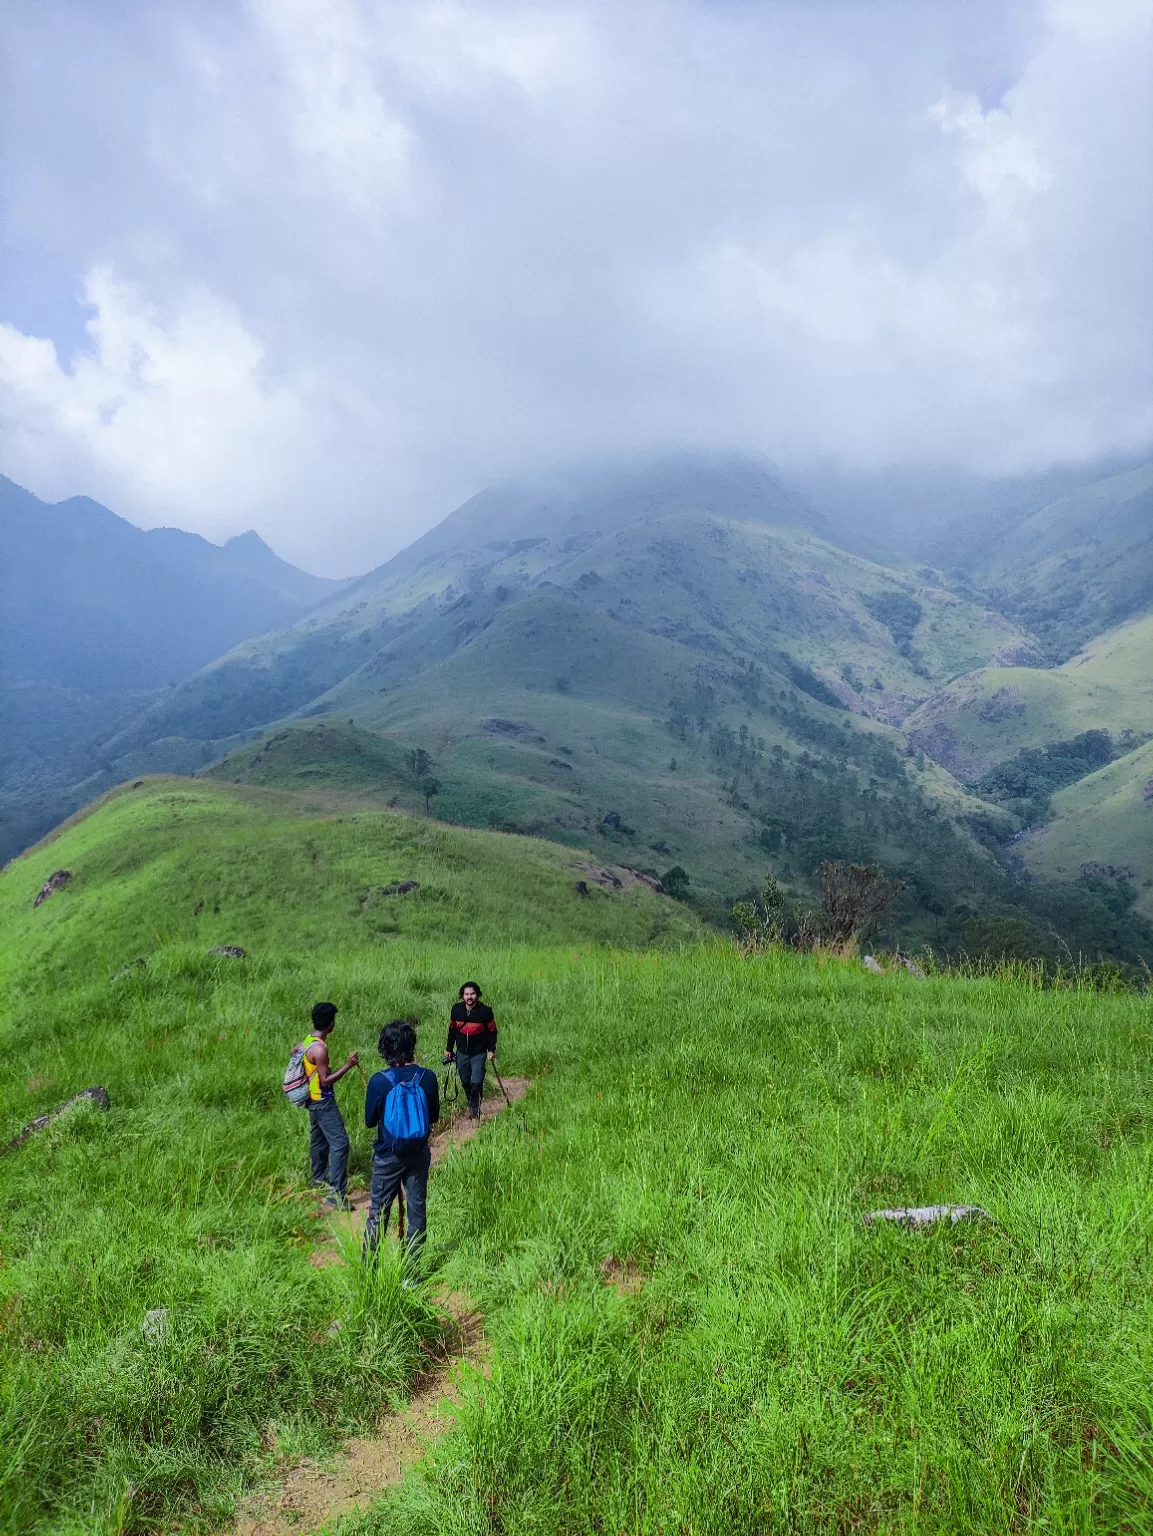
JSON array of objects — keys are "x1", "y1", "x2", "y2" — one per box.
[
  {"x1": 0, "y1": 0, "x2": 1149, "y2": 574},
  {"x1": 0, "y1": 269, "x2": 312, "y2": 536}
]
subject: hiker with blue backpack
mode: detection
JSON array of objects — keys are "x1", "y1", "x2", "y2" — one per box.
[{"x1": 363, "y1": 1020, "x2": 440, "y2": 1259}]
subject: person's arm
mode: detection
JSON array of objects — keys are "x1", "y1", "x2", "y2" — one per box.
[
  {"x1": 364, "y1": 1073, "x2": 384, "y2": 1130},
  {"x1": 309, "y1": 1037, "x2": 359, "y2": 1090},
  {"x1": 425, "y1": 1068, "x2": 441, "y2": 1125},
  {"x1": 443, "y1": 1016, "x2": 457, "y2": 1063},
  {"x1": 487, "y1": 1014, "x2": 498, "y2": 1061}
]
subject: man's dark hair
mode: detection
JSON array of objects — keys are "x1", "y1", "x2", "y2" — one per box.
[
  {"x1": 458, "y1": 980, "x2": 482, "y2": 998},
  {"x1": 379, "y1": 1020, "x2": 417, "y2": 1066},
  {"x1": 311, "y1": 1001, "x2": 338, "y2": 1032}
]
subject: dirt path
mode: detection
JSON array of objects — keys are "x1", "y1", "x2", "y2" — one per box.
[{"x1": 227, "y1": 1076, "x2": 530, "y2": 1536}]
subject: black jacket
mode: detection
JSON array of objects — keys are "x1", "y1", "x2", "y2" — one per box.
[{"x1": 446, "y1": 1001, "x2": 497, "y2": 1058}]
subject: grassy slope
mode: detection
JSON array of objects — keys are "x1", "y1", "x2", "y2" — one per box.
[
  {"x1": 953, "y1": 460, "x2": 1153, "y2": 660},
  {"x1": 2, "y1": 779, "x2": 700, "y2": 981},
  {"x1": 1022, "y1": 739, "x2": 1153, "y2": 921},
  {"x1": 2, "y1": 835, "x2": 1152, "y2": 1531},
  {"x1": 193, "y1": 510, "x2": 1022, "y2": 929},
  {"x1": 904, "y1": 608, "x2": 1153, "y2": 782}
]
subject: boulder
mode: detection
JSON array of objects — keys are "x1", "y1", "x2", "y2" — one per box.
[{"x1": 208, "y1": 945, "x2": 247, "y2": 959}]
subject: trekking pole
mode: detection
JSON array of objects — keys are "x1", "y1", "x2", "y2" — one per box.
[{"x1": 491, "y1": 1061, "x2": 513, "y2": 1109}]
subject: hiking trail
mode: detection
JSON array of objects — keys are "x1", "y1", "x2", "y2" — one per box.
[{"x1": 227, "y1": 1076, "x2": 529, "y2": 1536}]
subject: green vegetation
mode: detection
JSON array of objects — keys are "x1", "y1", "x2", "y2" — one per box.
[
  {"x1": 969, "y1": 729, "x2": 1117, "y2": 827},
  {"x1": 905, "y1": 608, "x2": 1153, "y2": 784},
  {"x1": 941, "y1": 460, "x2": 1153, "y2": 661},
  {"x1": 5, "y1": 810, "x2": 1153, "y2": 1530},
  {"x1": 86, "y1": 459, "x2": 1038, "y2": 933},
  {"x1": 1022, "y1": 739, "x2": 1153, "y2": 925}
]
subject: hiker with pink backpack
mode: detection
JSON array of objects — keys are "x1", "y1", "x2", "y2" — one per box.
[{"x1": 363, "y1": 1020, "x2": 440, "y2": 1259}]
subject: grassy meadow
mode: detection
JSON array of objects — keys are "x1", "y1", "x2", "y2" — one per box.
[{"x1": 2, "y1": 782, "x2": 1153, "y2": 1533}]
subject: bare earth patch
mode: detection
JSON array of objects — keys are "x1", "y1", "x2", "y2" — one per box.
[
  {"x1": 227, "y1": 1297, "x2": 481, "y2": 1536},
  {"x1": 231, "y1": 1077, "x2": 529, "y2": 1533}
]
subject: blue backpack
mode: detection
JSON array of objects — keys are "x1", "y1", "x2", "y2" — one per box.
[{"x1": 383, "y1": 1069, "x2": 430, "y2": 1143}]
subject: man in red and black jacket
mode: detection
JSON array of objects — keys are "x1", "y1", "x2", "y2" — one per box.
[{"x1": 443, "y1": 980, "x2": 497, "y2": 1120}]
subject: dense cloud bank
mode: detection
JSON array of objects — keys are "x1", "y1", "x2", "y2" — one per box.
[{"x1": 0, "y1": 0, "x2": 1150, "y2": 573}]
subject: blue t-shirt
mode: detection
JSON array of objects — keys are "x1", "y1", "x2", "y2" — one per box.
[{"x1": 364, "y1": 1064, "x2": 440, "y2": 1154}]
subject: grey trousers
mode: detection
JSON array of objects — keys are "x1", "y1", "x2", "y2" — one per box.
[
  {"x1": 364, "y1": 1143, "x2": 431, "y2": 1257},
  {"x1": 457, "y1": 1051, "x2": 487, "y2": 1112},
  {"x1": 308, "y1": 1097, "x2": 350, "y2": 1202}
]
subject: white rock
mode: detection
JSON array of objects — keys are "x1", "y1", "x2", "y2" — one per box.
[{"x1": 863, "y1": 1204, "x2": 992, "y2": 1228}]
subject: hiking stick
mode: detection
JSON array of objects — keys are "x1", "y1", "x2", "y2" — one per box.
[{"x1": 491, "y1": 1062, "x2": 512, "y2": 1109}]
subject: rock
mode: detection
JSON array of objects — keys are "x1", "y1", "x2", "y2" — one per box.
[
  {"x1": 3, "y1": 1087, "x2": 111, "y2": 1155},
  {"x1": 381, "y1": 880, "x2": 419, "y2": 896},
  {"x1": 132, "y1": 780, "x2": 144, "y2": 789},
  {"x1": 862, "y1": 955, "x2": 884, "y2": 975},
  {"x1": 548, "y1": 757, "x2": 574, "y2": 771},
  {"x1": 483, "y1": 717, "x2": 544, "y2": 742},
  {"x1": 33, "y1": 870, "x2": 72, "y2": 908},
  {"x1": 1144, "y1": 780, "x2": 1153, "y2": 802},
  {"x1": 208, "y1": 945, "x2": 247, "y2": 959},
  {"x1": 574, "y1": 880, "x2": 591, "y2": 898},
  {"x1": 141, "y1": 1308, "x2": 170, "y2": 1344},
  {"x1": 623, "y1": 868, "x2": 665, "y2": 893},
  {"x1": 897, "y1": 955, "x2": 926, "y2": 978},
  {"x1": 112, "y1": 958, "x2": 147, "y2": 982},
  {"x1": 576, "y1": 863, "x2": 623, "y2": 890},
  {"x1": 864, "y1": 1204, "x2": 992, "y2": 1228},
  {"x1": 324, "y1": 1318, "x2": 343, "y2": 1339}
]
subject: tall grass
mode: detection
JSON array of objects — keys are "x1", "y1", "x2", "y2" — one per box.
[{"x1": 3, "y1": 937, "x2": 1152, "y2": 1531}]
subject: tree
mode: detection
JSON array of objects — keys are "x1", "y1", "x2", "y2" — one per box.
[
  {"x1": 732, "y1": 875, "x2": 789, "y2": 952},
  {"x1": 421, "y1": 777, "x2": 441, "y2": 814},
  {"x1": 406, "y1": 747, "x2": 432, "y2": 782},
  {"x1": 662, "y1": 865, "x2": 691, "y2": 900},
  {"x1": 819, "y1": 861, "x2": 903, "y2": 949}
]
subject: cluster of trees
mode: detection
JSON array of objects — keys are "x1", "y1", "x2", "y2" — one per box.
[{"x1": 970, "y1": 730, "x2": 1116, "y2": 826}]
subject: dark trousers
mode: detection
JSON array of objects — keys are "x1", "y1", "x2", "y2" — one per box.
[
  {"x1": 308, "y1": 1097, "x2": 350, "y2": 1203},
  {"x1": 364, "y1": 1143, "x2": 431, "y2": 1257},
  {"x1": 457, "y1": 1051, "x2": 487, "y2": 1113}
]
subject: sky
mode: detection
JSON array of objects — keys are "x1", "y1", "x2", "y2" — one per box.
[{"x1": 0, "y1": 0, "x2": 1150, "y2": 576}]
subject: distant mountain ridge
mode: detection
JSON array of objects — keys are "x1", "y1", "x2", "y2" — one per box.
[{"x1": 0, "y1": 475, "x2": 343, "y2": 858}]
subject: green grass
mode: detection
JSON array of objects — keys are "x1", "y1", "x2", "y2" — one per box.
[{"x1": 4, "y1": 784, "x2": 1153, "y2": 1532}]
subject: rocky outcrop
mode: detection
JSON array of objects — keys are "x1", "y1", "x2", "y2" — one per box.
[{"x1": 33, "y1": 870, "x2": 72, "y2": 907}]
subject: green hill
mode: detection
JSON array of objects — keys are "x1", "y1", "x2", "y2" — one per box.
[
  {"x1": 938, "y1": 460, "x2": 1153, "y2": 661},
  {"x1": 2, "y1": 778, "x2": 699, "y2": 987},
  {"x1": 904, "y1": 608, "x2": 1153, "y2": 782},
  {"x1": 92, "y1": 458, "x2": 1037, "y2": 934},
  {"x1": 1021, "y1": 738, "x2": 1153, "y2": 923},
  {"x1": 2, "y1": 778, "x2": 1152, "y2": 1533}
]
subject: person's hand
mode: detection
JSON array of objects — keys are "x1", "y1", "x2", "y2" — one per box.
[
  {"x1": 442, "y1": 1052, "x2": 453, "y2": 1064},
  {"x1": 347, "y1": 1052, "x2": 359, "y2": 1068},
  {"x1": 487, "y1": 1050, "x2": 495, "y2": 1062}
]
